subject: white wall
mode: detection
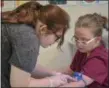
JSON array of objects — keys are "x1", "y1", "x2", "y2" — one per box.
[{"x1": 2, "y1": 1, "x2": 15, "y2": 11}]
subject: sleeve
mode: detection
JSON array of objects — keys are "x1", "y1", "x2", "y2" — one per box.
[
  {"x1": 70, "y1": 51, "x2": 79, "y2": 70},
  {"x1": 8, "y1": 24, "x2": 40, "y2": 73},
  {"x1": 81, "y1": 58, "x2": 107, "y2": 84}
]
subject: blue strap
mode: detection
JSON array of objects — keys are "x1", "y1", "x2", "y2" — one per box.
[
  {"x1": 73, "y1": 72, "x2": 82, "y2": 81},
  {"x1": 73, "y1": 72, "x2": 87, "y2": 88}
]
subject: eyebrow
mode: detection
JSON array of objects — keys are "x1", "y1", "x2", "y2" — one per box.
[{"x1": 74, "y1": 35, "x2": 91, "y2": 40}]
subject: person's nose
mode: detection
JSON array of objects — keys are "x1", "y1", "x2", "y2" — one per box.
[{"x1": 77, "y1": 42, "x2": 83, "y2": 47}]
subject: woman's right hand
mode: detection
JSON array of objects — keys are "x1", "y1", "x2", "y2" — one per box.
[{"x1": 47, "y1": 74, "x2": 73, "y2": 87}]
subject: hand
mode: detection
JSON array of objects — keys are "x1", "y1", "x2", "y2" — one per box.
[
  {"x1": 47, "y1": 74, "x2": 73, "y2": 87},
  {"x1": 52, "y1": 71, "x2": 77, "y2": 82},
  {"x1": 51, "y1": 71, "x2": 78, "y2": 83},
  {"x1": 72, "y1": 77, "x2": 78, "y2": 82},
  {"x1": 51, "y1": 71, "x2": 62, "y2": 76}
]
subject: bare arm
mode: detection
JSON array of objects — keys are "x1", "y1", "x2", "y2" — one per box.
[
  {"x1": 10, "y1": 65, "x2": 50, "y2": 87},
  {"x1": 31, "y1": 64, "x2": 56, "y2": 78},
  {"x1": 10, "y1": 65, "x2": 74, "y2": 87}
]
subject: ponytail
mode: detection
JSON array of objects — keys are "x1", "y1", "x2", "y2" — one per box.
[
  {"x1": 1, "y1": 1, "x2": 43, "y2": 26},
  {"x1": 102, "y1": 16, "x2": 108, "y2": 31}
]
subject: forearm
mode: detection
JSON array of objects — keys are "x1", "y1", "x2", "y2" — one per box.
[
  {"x1": 29, "y1": 77, "x2": 50, "y2": 87},
  {"x1": 31, "y1": 64, "x2": 54, "y2": 78},
  {"x1": 60, "y1": 81, "x2": 85, "y2": 87}
]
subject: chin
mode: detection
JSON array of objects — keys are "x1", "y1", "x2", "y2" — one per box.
[
  {"x1": 41, "y1": 44, "x2": 48, "y2": 48},
  {"x1": 79, "y1": 49, "x2": 87, "y2": 53}
]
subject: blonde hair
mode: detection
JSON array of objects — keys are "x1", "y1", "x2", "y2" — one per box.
[{"x1": 75, "y1": 13, "x2": 108, "y2": 36}]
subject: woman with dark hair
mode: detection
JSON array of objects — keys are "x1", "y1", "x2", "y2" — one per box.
[{"x1": 1, "y1": 1, "x2": 73, "y2": 87}]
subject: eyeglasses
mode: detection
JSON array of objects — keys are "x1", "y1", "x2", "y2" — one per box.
[{"x1": 72, "y1": 36, "x2": 96, "y2": 45}]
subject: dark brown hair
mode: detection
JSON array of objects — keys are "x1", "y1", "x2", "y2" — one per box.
[
  {"x1": 38, "y1": 4, "x2": 70, "y2": 47},
  {"x1": 75, "y1": 13, "x2": 108, "y2": 37},
  {"x1": 2, "y1": 1, "x2": 70, "y2": 48}
]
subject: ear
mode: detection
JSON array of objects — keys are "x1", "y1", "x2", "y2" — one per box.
[
  {"x1": 39, "y1": 25, "x2": 48, "y2": 35},
  {"x1": 56, "y1": 30, "x2": 63, "y2": 36},
  {"x1": 97, "y1": 36, "x2": 102, "y2": 40},
  {"x1": 96, "y1": 36, "x2": 102, "y2": 43}
]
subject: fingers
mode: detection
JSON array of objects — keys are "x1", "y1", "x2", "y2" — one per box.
[
  {"x1": 72, "y1": 77, "x2": 78, "y2": 82},
  {"x1": 63, "y1": 75, "x2": 73, "y2": 81},
  {"x1": 55, "y1": 72, "x2": 62, "y2": 75},
  {"x1": 49, "y1": 74, "x2": 73, "y2": 87},
  {"x1": 60, "y1": 75, "x2": 67, "y2": 83},
  {"x1": 52, "y1": 71, "x2": 62, "y2": 76},
  {"x1": 60, "y1": 75, "x2": 74, "y2": 83}
]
